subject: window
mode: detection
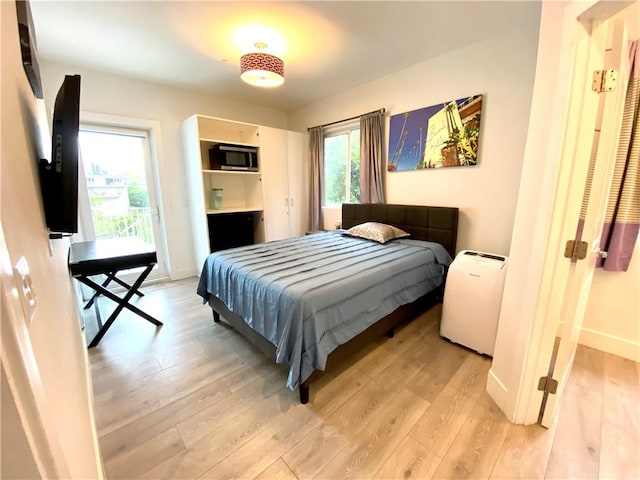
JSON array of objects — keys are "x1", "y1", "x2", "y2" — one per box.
[
  {"x1": 79, "y1": 127, "x2": 155, "y2": 245},
  {"x1": 77, "y1": 115, "x2": 168, "y2": 280},
  {"x1": 323, "y1": 126, "x2": 360, "y2": 205}
]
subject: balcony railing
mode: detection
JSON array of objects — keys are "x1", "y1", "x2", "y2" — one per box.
[{"x1": 93, "y1": 207, "x2": 154, "y2": 246}]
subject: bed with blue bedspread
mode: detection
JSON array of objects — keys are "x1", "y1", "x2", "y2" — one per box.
[{"x1": 197, "y1": 203, "x2": 459, "y2": 403}]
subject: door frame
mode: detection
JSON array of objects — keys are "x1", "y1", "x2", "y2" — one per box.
[
  {"x1": 77, "y1": 111, "x2": 171, "y2": 281},
  {"x1": 487, "y1": 0, "x2": 634, "y2": 424}
]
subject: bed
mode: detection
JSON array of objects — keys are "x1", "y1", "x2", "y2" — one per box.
[{"x1": 197, "y1": 203, "x2": 459, "y2": 403}]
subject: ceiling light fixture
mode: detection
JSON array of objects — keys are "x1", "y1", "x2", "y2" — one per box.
[{"x1": 240, "y1": 42, "x2": 284, "y2": 88}]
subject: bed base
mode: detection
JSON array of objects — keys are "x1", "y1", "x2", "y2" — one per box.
[{"x1": 208, "y1": 285, "x2": 443, "y2": 404}]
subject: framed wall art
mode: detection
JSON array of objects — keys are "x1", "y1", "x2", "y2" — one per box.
[{"x1": 388, "y1": 94, "x2": 483, "y2": 171}]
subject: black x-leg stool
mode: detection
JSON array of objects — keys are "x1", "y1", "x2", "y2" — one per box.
[
  {"x1": 83, "y1": 270, "x2": 145, "y2": 309},
  {"x1": 68, "y1": 238, "x2": 163, "y2": 348}
]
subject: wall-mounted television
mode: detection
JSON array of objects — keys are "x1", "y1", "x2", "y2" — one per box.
[{"x1": 38, "y1": 74, "x2": 81, "y2": 238}]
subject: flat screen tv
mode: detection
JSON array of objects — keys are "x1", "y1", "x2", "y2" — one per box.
[{"x1": 39, "y1": 74, "x2": 81, "y2": 238}]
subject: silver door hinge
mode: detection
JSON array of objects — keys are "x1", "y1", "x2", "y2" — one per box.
[
  {"x1": 564, "y1": 240, "x2": 588, "y2": 260},
  {"x1": 592, "y1": 69, "x2": 617, "y2": 92},
  {"x1": 538, "y1": 376, "x2": 558, "y2": 394}
]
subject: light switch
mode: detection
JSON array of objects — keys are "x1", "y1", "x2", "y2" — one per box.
[{"x1": 14, "y1": 256, "x2": 37, "y2": 324}]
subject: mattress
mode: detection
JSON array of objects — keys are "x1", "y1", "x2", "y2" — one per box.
[{"x1": 197, "y1": 230, "x2": 452, "y2": 389}]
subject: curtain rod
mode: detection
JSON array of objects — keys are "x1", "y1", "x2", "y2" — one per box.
[{"x1": 307, "y1": 108, "x2": 386, "y2": 131}]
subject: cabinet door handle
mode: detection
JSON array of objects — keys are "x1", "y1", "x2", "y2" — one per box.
[
  {"x1": 289, "y1": 198, "x2": 294, "y2": 207},
  {"x1": 284, "y1": 198, "x2": 289, "y2": 207}
]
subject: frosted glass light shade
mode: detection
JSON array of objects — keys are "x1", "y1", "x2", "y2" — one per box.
[{"x1": 240, "y1": 52, "x2": 285, "y2": 88}]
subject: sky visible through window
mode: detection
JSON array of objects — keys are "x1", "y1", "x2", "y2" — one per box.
[{"x1": 79, "y1": 130, "x2": 146, "y2": 181}]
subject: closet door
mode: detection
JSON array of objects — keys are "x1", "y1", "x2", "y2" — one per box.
[
  {"x1": 286, "y1": 131, "x2": 307, "y2": 237},
  {"x1": 260, "y1": 127, "x2": 290, "y2": 241}
]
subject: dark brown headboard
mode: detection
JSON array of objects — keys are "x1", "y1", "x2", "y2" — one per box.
[{"x1": 342, "y1": 203, "x2": 459, "y2": 257}]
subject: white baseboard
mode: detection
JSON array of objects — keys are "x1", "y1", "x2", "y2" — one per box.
[
  {"x1": 170, "y1": 267, "x2": 198, "y2": 281},
  {"x1": 486, "y1": 368, "x2": 509, "y2": 414},
  {"x1": 579, "y1": 327, "x2": 640, "y2": 362}
]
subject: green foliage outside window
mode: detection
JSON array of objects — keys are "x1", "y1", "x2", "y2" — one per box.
[
  {"x1": 324, "y1": 135, "x2": 347, "y2": 204},
  {"x1": 324, "y1": 128, "x2": 360, "y2": 205},
  {"x1": 350, "y1": 129, "x2": 360, "y2": 203},
  {"x1": 128, "y1": 183, "x2": 150, "y2": 207}
]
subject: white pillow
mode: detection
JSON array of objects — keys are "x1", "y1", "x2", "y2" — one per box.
[{"x1": 343, "y1": 222, "x2": 410, "y2": 244}]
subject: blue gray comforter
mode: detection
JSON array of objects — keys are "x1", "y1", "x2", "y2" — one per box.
[{"x1": 197, "y1": 231, "x2": 452, "y2": 390}]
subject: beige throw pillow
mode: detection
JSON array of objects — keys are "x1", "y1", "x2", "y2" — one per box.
[{"x1": 343, "y1": 222, "x2": 410, "y2": 244}]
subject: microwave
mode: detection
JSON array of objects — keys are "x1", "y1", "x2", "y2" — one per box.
[{"x1": 209, "y1": 144, "x2": 259, "y2": 172}]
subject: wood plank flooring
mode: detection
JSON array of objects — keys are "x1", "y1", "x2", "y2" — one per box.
[{"x1": 86, "y1": 277, "x2": 640, "y2": 479}]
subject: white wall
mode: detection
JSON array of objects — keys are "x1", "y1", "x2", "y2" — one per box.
[
  {"x1": 487, "y1": 1, "x2": 571, "y2": 423},
  {"x1": 39, "y1": 61, "x2": 288, "y2": 278},
  {"x1": 581, "y1": 251, "x2": 640, "y2": 361},
  {"x1": 580, "y1": 1, "x2": 640, "y2": 362},
  {"x1": 1, "y1": 1, "x2": 102, "y2": 476},
  {"x1": 1, "y1": 368, "x2": 41, "y2": 479},
  {"x1": 288, "y1": 23, "x2": 541, "y2": 256}
]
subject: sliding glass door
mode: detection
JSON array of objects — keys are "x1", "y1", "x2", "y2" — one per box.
[{"x1": 78, "y1": 124, "x2": 167, "y2": 279}]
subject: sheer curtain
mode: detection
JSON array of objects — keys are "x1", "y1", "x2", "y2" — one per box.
[
  {"x1": 359, "y1": 111, "x2": 385, "y2": 203},
  {"x1": 309, "y1": 126, "x2": 324, "y2": 231},
  {"x1": 599, "y1": 40, "x2": 640, "y2": 271}
]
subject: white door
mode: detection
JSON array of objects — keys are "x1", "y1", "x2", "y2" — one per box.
[
  {"x1": 260, "y1": 127, "x2": 291, "y2": 241},
  {"x1": 77, "y1": 123, "x2": 168, "y2": 280},
  {"x1": 537, "y1": 12, "x2": 630, "y2": 427},
  {"x1": 286, "y1": 130, "x2": 306, "y2": 237}
]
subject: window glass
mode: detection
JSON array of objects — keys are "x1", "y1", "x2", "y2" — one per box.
[
  {"x1": 349, "y1": 129, "x2": 360, "y2": 203},
  {"x1": 79, "y1": 129, "x2": 154, "y2": 246},
  {"x1": 323, "y1": 127, "x2": 360, "y2": 206}
]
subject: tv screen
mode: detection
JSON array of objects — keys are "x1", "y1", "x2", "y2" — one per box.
[{"x1": 39, "y1": 74, "x2": 81, "y2": 237}]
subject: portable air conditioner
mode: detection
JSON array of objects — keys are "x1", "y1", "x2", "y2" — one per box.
[{"x1": 440, "y1": 250, "x2": 508, "y2": 356}]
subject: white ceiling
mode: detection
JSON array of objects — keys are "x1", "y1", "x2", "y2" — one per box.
[{"x1": 30, "y1": 1, "x2": 541, "y2": 112}]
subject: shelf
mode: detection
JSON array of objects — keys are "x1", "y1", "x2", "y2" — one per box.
[
  {"x1": 202, "y1": 169, "x2": 261, "y2": 176},
  {"x1": 199, "y1": 137, "x2": 259, "y2": 148},
  {"x1": 206, "y1": 207, "x2": 263, "y2": 215},
  {"x1": 195, "y1": 116, "x2": 260, "y2": 147}
]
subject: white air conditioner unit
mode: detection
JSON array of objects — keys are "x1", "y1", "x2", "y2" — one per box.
[{"x1": 440, "y1": 250, "x2": 508, "y2": 356}]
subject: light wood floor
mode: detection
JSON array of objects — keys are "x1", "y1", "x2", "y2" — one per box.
[{"x1": 86, "y1": 277, "x2": 640, "y2": 479}]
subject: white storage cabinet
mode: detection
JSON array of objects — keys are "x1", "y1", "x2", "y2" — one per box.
[
  {"x1": 440, "y1": 250, "x2": 508, "y2": 356},
  {"x1": 260, "y1": 127, "x2": 307, "y2": 241}
]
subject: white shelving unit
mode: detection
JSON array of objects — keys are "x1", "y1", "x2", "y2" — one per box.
[
  {"x1": 183, "y1": 114, "x2": 309, "y2": 272},
  {"x1": 182, "y1": 115, "x2": 265, "y2": 270}
]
